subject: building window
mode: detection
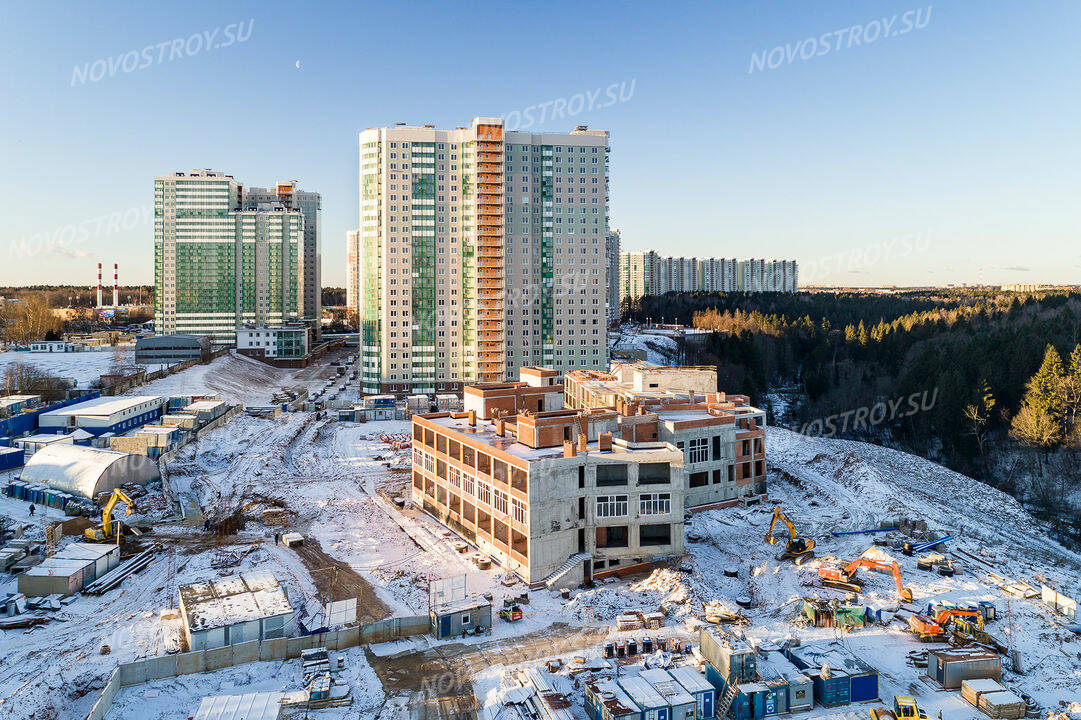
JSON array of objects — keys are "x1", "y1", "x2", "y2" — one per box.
[
  {"x1": 477, "y1": 481, "x2": 491, "y2": 506},
  {"x1": 688, "y1": 437, "x2": 709, "y2": 464},
  {"x1": 640, "y1": 493, "x2": 671, "y2": 515},
  {"x1": 463, "y1": 474, "x2": 474, "y2": 496},
  {"x1": 638, "y1": 462, "x2": 671, "y2": 485},
  {"x1": 493, "y1": 488, "x2": 508, "y2": 514},
  {"x1": 449, "y1": 467, "x2": 461, "y2": 488},
  {"x1": 639, "y1": 523, "x2": 673, "y2": 546},
  {"x1": 596, "y1": 495, "x2": 628, "y2": 518},
  {"x1": 512, "y1": 498, "x2": 526, "y2": 525},
  {"x1": 596, "y1": 464, "x2": 628, "y2": 487},
  {"x1": 461, "y1": 613, "x2": 471, "y2": 626}
]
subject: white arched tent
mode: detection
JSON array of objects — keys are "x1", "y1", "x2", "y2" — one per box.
[{"x1": 20, "y1": 444, "x2": 159, "y2": 499}]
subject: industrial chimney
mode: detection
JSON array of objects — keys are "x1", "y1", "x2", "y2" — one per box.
[
  {"x1": 113, "y1": 264, "x2": 118, "y2": 307},
  {"x1": 96, "y1": 262, "x2": 103, "y2": 308}
]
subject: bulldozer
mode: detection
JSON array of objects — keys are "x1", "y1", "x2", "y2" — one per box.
[
  {"x1": 84, "y1": 488, "x2": 139, "y2": 542},
  {"x1": 764, "y1": 506, "x2": 815, "y2": 564},
  {"x1": 869, "y1": 696, "x2": 927, "y2": 720},
  {"x1": 818, "y1": 556, "x2": 913, "y2": 603}
]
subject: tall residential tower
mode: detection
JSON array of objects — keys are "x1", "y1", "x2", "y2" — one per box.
[
  {"x1": 358, "y1": 118, "x2": 610, "y2": 394},
  {"x1": 154, "y1": 169, "x2": 305, "y2": 343}
]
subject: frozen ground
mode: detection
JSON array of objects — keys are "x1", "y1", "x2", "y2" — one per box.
[
  {"x1": 0, "y1": 348, "x2": 131, "y2": 388},
  {"x1": 2, "y1": 367, "x2": 1080, "y2": 718},
  {"x1": 608, "y1": 326, "x2": 680, "y2": 364},
  {"x1": 128, "y1": 350, "x2": 351, "y2": 406}
]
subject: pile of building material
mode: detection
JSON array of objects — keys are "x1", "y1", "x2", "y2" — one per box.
[
  {"x1": 82, "y1": 545, "x2": 158, "y2": 595},
  {"x1": 962, "y1": 679, "x2": 1026, "y2": 719}
]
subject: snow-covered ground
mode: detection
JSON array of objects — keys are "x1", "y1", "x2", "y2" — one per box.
[
  {"x1": 0, "y1": 348, "x2": 131, "y2": 388},
  {"x1": 608, "y1": 326, "x2": 680, "y2": 364},
  {"x1": 2, "y1": 350, "x2": 1080, "y2": 718}
]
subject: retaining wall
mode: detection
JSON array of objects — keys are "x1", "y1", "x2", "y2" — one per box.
[{"x1": 84, "y1": 614, "x2": 429, "y2": 719}]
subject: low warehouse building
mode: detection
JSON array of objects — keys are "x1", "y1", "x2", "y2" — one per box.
[
  {"x1": 38, "y1": 395, "x2": 164, "y2": 436},
  {"x1": 786, "y1": 641, "x2": 879, "y2": 706},
  {"x1": 19, "y1": 444, "x2": 160, "y2": 499},
  {"x1": 927, "y1": 647, "x2": 1001, "y2": 689},
  {"x1": 179, "y1": 572, "x2": 295, "y2": 651},
  {"x1": 134, "y1": 334, "x2": 211, "y2": 365}
]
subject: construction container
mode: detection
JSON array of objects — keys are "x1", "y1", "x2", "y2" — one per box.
[
  {"x1": 758, "y1": 650, "x2": 813, "y2": 712},
  {"x1": 667, "y1": 666, "x2": 716, "y2": 720},
  {"x1": 435, "y1": 394, "x2": 461, "y2": 411},
  {"x1": 617, "y1": 676, "x2": 669, "y2": 720},
  {"x1": 805, "y1": 667, "x2": 849, "y2": 707},
  {"x1": 927, "y1": 648, "x2": 1001, "y2": 689},
  {"x1": 60, "y1": 542, "x2": 120, "y2": 581},
  {"x1": 0, "y1": 447, "x2": 24, "y2": 471},
  {"x1": 584, "y1": 678, "x2": 642, "y2": 720},
  {"x1": 19, "y1": 557, "x2": 93, "y2": 596},
  {"x1": 977, "y1": 690, "x2": 1026, "y2": 719},
  {"x1": 699, "y1": 627, "x2": 757, "y2": 684}
]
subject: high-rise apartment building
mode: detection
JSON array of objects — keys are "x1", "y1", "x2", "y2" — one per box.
[
  {"x1": 618, "y1": 252, "x2": 797, "y2": 303},
  {"x1": 358, "y1": 118, "x2": 610, "y2": 395},
  {"x1": 606, "y1": 229, "x2": 621, "y2": 326},
  {"x1": 242, "y1": 181, "x2": 322, "y2": 327},
  {"x1": 346, "y1": 229, "x2": 361, "y2": 315},
  {"x1": 154, "y1": 169, "x2": 304, "y2": 343}
]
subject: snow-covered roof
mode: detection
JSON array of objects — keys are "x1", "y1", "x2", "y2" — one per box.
[
  {"x1": 20, "y1": 444, "x2": 159, "y2": 498},
  {"x1": 180, "y1": 572, "x2": 293, "y2": 632},
  {"x1": 194, "y1": 692, "x2": 285, "y2": 720},
  {"x1": 638, "y1": 669, "x2": 695, "y2": 706},
  {"x1": 40, "y1": 395, "x2": 162, "y2": 418}
]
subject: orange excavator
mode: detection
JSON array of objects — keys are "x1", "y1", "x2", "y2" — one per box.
[
  {"x1": 818, "y1": 557, "x2": 913, "y2": 603},
  {"x1": 907, "y1": 607, "x2": 984, "y2": 642}
]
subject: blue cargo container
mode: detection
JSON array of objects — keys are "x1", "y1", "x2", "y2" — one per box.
[
  {"x1": 668, "y1": 666, "x2": 716, "y2": 720},
  {"x1": 849, "y1": 671, "x2": 878, "y2": 703}
]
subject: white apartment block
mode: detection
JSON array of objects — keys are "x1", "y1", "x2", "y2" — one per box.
[
  {"x1": 154, "y1": 170, "x2": 304, "y2": 344},
  {"x1": 358, "y1": 118, "x2": 610, "y2": 395},
  {"x1": 618, "y1": 252, "x2": 797, "y2": 303}
]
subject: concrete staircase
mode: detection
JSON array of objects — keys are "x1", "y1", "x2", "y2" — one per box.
[{"x1": 542, "y1": 552, "x2": 591, "y2": 590}]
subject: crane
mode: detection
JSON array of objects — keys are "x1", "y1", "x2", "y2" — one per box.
[
  {"x1": 764, "y1": 506, "x2": 816, "y2": 564},
  {"x1": 870, "y1": 696, "x2": 927, "y2": 720},
  {"x1": 818, "y1": 557, "x2": 913, "y2": 603},
  {"x1": 84, "y1": 488, "x2": 137, "y2": 542}
]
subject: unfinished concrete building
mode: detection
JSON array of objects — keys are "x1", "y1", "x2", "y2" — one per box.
[
  {"x1": 463, "y1": 366, "x2": 564, "y2": 420},
  {"x1": 411, "y1": 404, "x2": 686, "y2": 589},
  {"x1": 565, "y1": 361, "x2": 767, "y2": 507}
]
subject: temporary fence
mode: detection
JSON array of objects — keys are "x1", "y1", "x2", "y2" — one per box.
[{"x1": 84, "y1": 614, "x2": 429, "y2": 720}]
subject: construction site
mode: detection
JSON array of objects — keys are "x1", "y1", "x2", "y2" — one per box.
[{"x1": 0, "y1": 352, "x2": 1076, "y2": 720}]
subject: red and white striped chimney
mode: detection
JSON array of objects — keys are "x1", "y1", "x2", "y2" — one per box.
[
  {"x1": 96, "y1": 262, "x2": 103, "y2": 308},
  {"x1": 113, "y1": 263, "x2": 119, "y2": 307}
]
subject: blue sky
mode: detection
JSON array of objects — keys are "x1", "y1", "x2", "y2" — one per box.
[{"x1": 1, "y1": 1, "x2": 1078, "y2": 287}]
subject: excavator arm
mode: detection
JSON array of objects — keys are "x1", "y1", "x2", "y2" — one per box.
[
  {"x1": 765, "y1": 507, "x2": 815, "y2": 563},
  {"x1": 101, "y1": 488, "x2": 135, "y2": 532}
]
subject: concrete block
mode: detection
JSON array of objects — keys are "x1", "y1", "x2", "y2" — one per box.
[
  {"x1": 205, "y1": 646, "x2": 232, "y2": 671},
  {"x1": 144, "y1": 655, "x2": 178, "y2": 680},
  {"x1": 260, "y1": 638, "x2": 287, "y2": 661},
  {"x1": 118, "y1": 661, "x2": 147, "y2": 686},
  {"x1": 232, "y1": 640, "x2": 259, "y2": 665},
  {"x1": 175, "y1": 650, "x2": 205, "y2": 675}
]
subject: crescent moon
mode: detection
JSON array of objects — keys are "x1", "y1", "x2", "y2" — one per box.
[{"x1": 295, "y1": 60, "x2": 301, "y2": 69}]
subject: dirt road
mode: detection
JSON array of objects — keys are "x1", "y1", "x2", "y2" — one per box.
[{"x1": 369, "y1": 623, "x2": 608, "y2": 720}]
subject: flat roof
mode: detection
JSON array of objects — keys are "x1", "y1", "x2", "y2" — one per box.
[
  {"x1": 789, "y1": 641, "x2": 877, "y2": 675},
  {"x1": 194, "y1": 692, "x2": 285, "y2": 720},
  {"x1": 666, "y1": 666, "x2": 714, "y2": 694},
  {"x1": 586, "y1": 678, "x2": 639, "y2": 717},
  {"x1": 41, "y1": 395, "x2": 162, "y2": 418},
  {"x1": 638, "y1": 669, "x2": 695, "y2": 706},
  {"x1": 433, "y1": 597, "x2": 491, "y2": 615},
  {"x1": 15, "y1": 433, "x2": 72, "y2": 443},
  {"x1": 179, "y1": 572, "x2": 293, "y2": 632},
  {"x1": 617, "y1": 676, "x2": 668, "y2": 709}
]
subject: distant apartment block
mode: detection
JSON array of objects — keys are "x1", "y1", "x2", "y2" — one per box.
[
  {"x1": 154, "y1": 170, "x2": 317, "y2": 344},
  {"x1": 242, "y1": 181, "x2": 322, "y2": 327},
  {"x1": 357, "y1": 118, "x2": 610, "y2": 396},
  {"x1": 606, "y1": 229, "x2": 621, "y2": 325},
  {"x1": 346, "y1": 229, "x2": 361, "y2": 315},
  {"x1": 565, "y1": 360, "x2": 767, "y2": 507},
  {"x1": 619, "y1": 252, "x2": 797, "y2": 303}
]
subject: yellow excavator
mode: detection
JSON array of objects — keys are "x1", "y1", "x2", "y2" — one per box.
[
  {"x1": 870, "y1": 696, "x2": 927, "y2": 720},
  {"x1": 765, "y1": 506, "x2": 816, "y2": 564},
  {"x1": 84, "y1": 488, "x2": 138, "y2": 541}
]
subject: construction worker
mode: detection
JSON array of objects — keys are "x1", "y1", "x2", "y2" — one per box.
[
  {"x1": 274, "y1": 531, "x2": 280, "y2": 545},
  {"x1": 28, "y1": 504, "x2": 35, "y2": 517}
]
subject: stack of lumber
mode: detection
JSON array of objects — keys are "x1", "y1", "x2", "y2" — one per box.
[{"x1": 962, "y1": 679, "x2": 1026, "y2": 718}]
